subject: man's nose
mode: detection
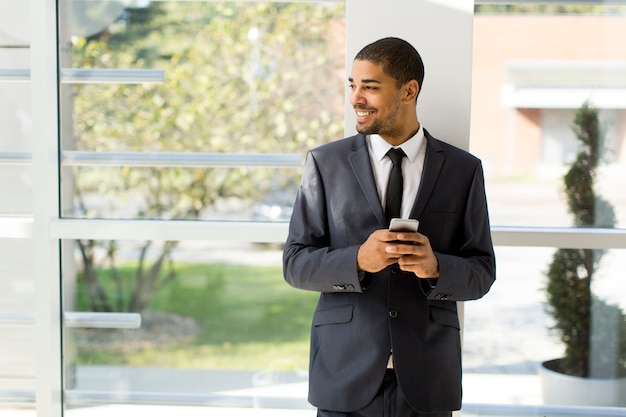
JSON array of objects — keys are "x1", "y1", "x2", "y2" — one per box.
[{"x1": 350, "y1": 88, "x2": 366, "y2": 106}]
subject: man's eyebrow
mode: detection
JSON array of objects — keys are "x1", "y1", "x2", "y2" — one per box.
[{"x1": 348, "y1": 77, "x2": 382, "y2": 84}]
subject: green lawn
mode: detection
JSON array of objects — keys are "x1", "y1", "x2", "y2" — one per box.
[{"x1": 73, "y1": 262, "x2": 318, "y2": 371}]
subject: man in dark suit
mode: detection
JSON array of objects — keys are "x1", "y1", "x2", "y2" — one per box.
[{"x1": 283, "y1": 37, "x2": 495, "y2": 417}]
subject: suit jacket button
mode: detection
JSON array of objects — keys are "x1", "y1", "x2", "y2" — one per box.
[
  {"x1": 389, "y1": 309, "x2": 398, "y2": 318},
  {"x1": 333, "y1": 285, "x2": 343, "y2": 291},
  {"x1": 391, "y1": 265, "x2": 399, "y2": 274},
  {"x1": 436, "y1": 293, "x2": 450, "y2": 301},
  {"x1": 345, "y1": 284, "x2": 354, "y2": 291}
]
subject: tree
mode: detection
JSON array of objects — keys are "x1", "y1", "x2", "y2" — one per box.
[
  {"x1": 544, "y1": 101, "x2": 626, "y2": 378},
  {"x1": 66, "y1": 2, "x2": 346, "y2": 312}
]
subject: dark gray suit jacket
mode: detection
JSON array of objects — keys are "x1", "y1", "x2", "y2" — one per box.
[{"x1": 283, "y1": 130, "x2": 496, "y2": 413}]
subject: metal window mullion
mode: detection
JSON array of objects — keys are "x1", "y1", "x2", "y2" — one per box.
[
  {"x1": 0, "y1": 69, "x2": 165, "y2": 84},
  {"x1": 0, "y1": 312, "x2": 35, "y2": 326},
  {"x1": 61, "y1": 151, "x2": 302, "y2": 168},
  {"x1": 0, "y1": 151, "x2": 303, "y2": 167},
  {"x1": 0, "y1": 152, "x2": 32, "y2": 165},
  {"x1": 31, "y1": 0, "x2": 62, "y2": 416},
  {"x1": 50, "y1": 219, "x2": 289, "y2": 243},
  {"x1": 0, "y1": 69, "x2": 30, "y2": 82},
  {"x1": 491, "y1": 226, "x2": 626, "y2": 249},
  {"x1": 60, "y1": 68, "x2": 165, "y2": 84},
  {"x1": 47, "y1": 219, "x2": 626, "y2": 249},
  {"x1": 63, "y1": 312, "x2": 141, "y2": 329}
]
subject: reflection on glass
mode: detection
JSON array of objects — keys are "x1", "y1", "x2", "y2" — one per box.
[
  {"x1": 0, "y1": 239, "x2": 35, "y2": 408},
  {"x1": 470, "y1": 8, "x2": 626, "y2": 229},
  {"x1": 0, "y1": 2, "x2": 34, "y2": 408},
  {"x1": 63, "y1": 239, "x2": 316, "y2": 408},
  {"x1": 0, "y1": 166, "x2": 32, "y2": 215},
  {"x1": 0, "y1": 84, "x2": 31, "y2": 153}
]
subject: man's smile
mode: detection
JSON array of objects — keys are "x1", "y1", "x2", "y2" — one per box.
[{"x1": 355, "y1": 108, "x2": 376, "y2": 122}]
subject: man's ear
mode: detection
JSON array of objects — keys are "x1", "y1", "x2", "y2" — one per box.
[{"x1": 403, "y1": 79, "x2": 419, "y2": 103}]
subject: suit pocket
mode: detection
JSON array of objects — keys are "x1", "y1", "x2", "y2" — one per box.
[
  {"x1": 428, "y1": 301, "x2": 460, "y2": 330},
  {"x1": 313, "y1": 305, "x2": 353, "y2": 327}
]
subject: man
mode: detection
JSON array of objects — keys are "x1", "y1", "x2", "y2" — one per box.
[{"x1": 283, "y1": 37, "x2": 495, "y2": 417}]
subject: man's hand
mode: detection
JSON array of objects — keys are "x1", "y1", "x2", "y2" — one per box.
[{"x1": 357, "y1": 229, "x2": 439, "y2": 278}]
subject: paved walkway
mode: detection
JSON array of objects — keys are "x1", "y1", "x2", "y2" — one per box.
[
  {"x1": 1, "y1": 372, "x2": 541, "y2": 417},
  {"x1": 5, "y1": 372, "x2": 624, "y2": 417}
]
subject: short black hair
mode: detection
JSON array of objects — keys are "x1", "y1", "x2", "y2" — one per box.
[{"x1": 354, "y1": 37, "x2": 425, "y2": 96}]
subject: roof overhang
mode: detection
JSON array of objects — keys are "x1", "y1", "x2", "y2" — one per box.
[{"x1": 501, "y1": 61, "x2": 626, "y2": 109}]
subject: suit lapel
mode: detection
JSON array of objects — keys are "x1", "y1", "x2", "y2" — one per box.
[
  {"x1": 348, "y1": 135, "x2": 388, "y2": 226},
  {"x1": 410, "y1": 132, "x2": 444, "y2": 220},
  {"x1": 345, "y1": 132, "x2": 445, "y2": 225}
]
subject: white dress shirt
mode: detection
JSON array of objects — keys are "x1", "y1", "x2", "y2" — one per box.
[{"x1": 367, "y1": 126, "x2": 426, "y2": 220}]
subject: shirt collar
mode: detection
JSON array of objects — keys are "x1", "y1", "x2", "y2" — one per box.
[{"x1": 369, "y1": 125, "x2": 425, "y2": 163}]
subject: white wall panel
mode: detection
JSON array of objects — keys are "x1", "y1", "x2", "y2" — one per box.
[{"x1": 345, "y1": 0, "x2": 473, "y2": 151}]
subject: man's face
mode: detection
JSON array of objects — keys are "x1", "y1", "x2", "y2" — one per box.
[{"x1": 348, "y1": 59, "x2": 404, "y2": 140}]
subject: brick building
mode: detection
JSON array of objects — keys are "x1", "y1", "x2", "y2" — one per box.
[{"x1": 471, "y1": 14, "x2": 626, "y2": 178}]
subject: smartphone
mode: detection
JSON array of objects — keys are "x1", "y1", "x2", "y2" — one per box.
[{"x1": 389, "y1": 218, "x2": 419, "y2": 232}]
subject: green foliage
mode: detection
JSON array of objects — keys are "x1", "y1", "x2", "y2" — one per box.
[
  {"x1": 75, "y1": 262, "x2": 318, "y2": 369},
  {"x1": 545, "y1": 102, "x2": 626, "y2": 378},
  {"x1": 146, "y1": 262, "x2": 315, "y2": 343},
  {"x1": 66, "y1": 3, "x2": 345, "y2": 312},
  {"x1": 70, "y1": 2, "x2": 345, "y2": 215},
  {"x1": 72, "y1": 2, "x2": 344, "y2": 219},
  {"x1": 76, "y1": 240, "x2": 178, "y2": 312}
]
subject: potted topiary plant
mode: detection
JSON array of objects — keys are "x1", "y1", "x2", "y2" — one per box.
[{"x1": 540, "y1": 101, "x2": 626, "y2": 406}]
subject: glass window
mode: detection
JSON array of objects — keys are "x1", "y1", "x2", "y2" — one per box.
[
  {"x1": 61, "y1": 165, "x2": 301, "y2": 221},
  {"x1": 0, "y1": 166, "x2": 32, "y2": 215},
  {"x1": 57, "y1": 1, "x2": 346, "y2": 413},
  {"x1": 0, "y1": 11, "x2": 32, "y2": 216},
  {"x1": 464, "y1": 246, "x2": 626, "y2": 409},
  {"x1": 3, "y1": 1, "x2": 622, "y2": 415},
  {"x1": 0, "y1": 84, "x2": 31, "y2": 152},
  {"x1": 0, "y1": 1, "x2": 35, "y2": 412},
  {"x1": 470, "y1": 5, "x2": 626, "y2": 230},
  {"x1": 469, "y1": 4, "x2": 626, "y2": 412},
  {"x1": 62, "y1": 239, "x2": 317, "y2": 409},
  {"x1": 59, "y1": 1, "x2": 346, "y2": 221},
  {"x1": 0, "y1": 239, "x2": 35, "y2": 411}
]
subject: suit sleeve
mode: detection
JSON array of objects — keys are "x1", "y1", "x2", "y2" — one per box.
[
  {"x1": 283, "y1": 151, "x2": 364, "y2": 293},
  {"x1": 426, "y1": 161, "x2": 496, "y2": 301}
]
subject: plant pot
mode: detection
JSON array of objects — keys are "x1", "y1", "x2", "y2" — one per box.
[{"x1": 539, "y1": 359, "x2": 626, "y2": 407}]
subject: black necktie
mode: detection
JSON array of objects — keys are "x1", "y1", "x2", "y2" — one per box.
[{"x1": 385, "y1": 147, "x2": 406, "y2": 221}]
